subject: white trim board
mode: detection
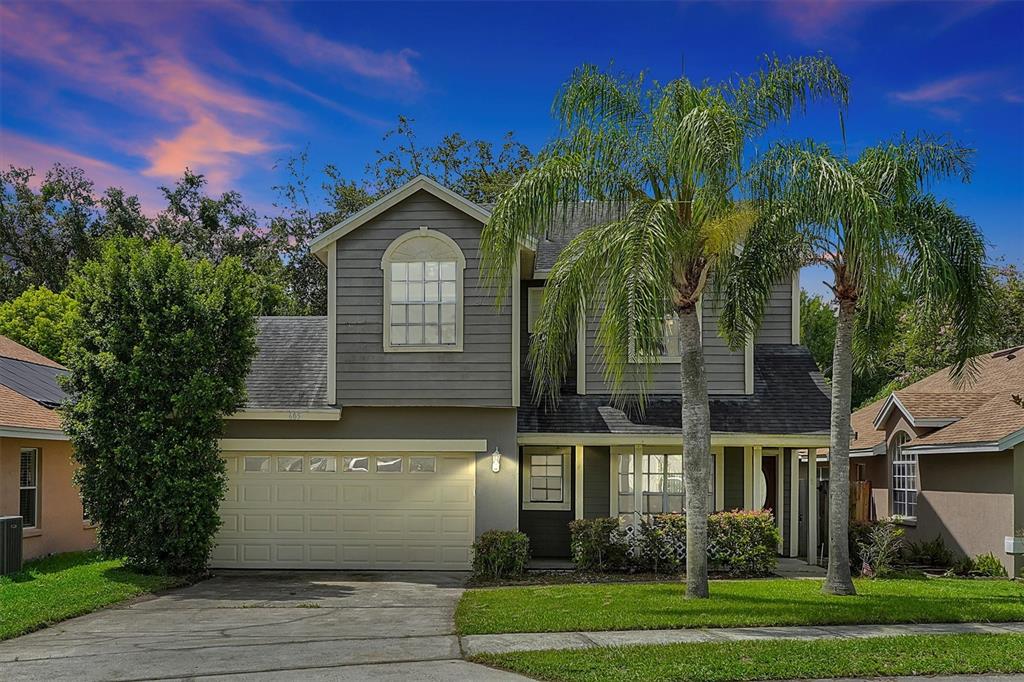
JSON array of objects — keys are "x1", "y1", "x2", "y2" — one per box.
[
  {"x1": 310, "y1": 176, "x2": 491, "y2": 260},
  {"x1": 0, "y1": 426, "x2": 68, "y2": 441},
  {"x1": 517, "y1": 432, "x2": 831, "y2": 448},
  {"x1": 219, "y1": 438, "x2": 488, "y2": 452},
  {"x1": 224, "y1": 409, "x2": 342, "y2": 421}
]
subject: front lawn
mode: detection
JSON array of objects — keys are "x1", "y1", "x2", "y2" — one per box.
[
  {"x1": 0, "y1": 551, "x2": 186, "y2": 640},
  {"x1": 473, "y1": 633, "x2": 1024, "y2": 682},
  {"x1": 456, "y1": 577, "x2": 1024, "y2": 635}
]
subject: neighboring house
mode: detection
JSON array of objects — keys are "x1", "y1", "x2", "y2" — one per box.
[
  {"x1": 850, "y1": 347, "x2": 1024, "y2": 575},
  {"x1": 217, "y1": 176, "x2": 832, "y2": 570},
  {"x1": 0, "y1": 335, "x2": 95, "y2": 560}
]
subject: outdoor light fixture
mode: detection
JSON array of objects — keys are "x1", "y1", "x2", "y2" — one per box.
[{"x1": 491, "y1": 447, "x2": 502, "y2": 473}]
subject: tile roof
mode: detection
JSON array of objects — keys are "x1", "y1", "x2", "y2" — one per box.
[
  {"x1": 518, "y1": 344, "x2": 831, "y2": 435},
  {"x1": 0, "y1": 335, "x2": 65, "y2": 431},
  {"x1": 0, "y1": 335, "x2": 63, "y2": 368},
  {"x1": 244, "y1": 317, "x2": 329, "y2": 409},
  {"x1": 849, "y1": 346, "x2": 1024, "y2": 452}
]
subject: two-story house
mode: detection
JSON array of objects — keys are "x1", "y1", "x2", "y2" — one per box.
[{"x1": 216, "y1": 176, "x2": 833, "y2": 570}]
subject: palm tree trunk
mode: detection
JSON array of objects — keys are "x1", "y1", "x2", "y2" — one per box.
[
  {"x1": 678, "y1": 306, "x2": 711, "y2": 599},
  {"x1": 823, "y1": 297, "x2": 857, "y2": 595}
]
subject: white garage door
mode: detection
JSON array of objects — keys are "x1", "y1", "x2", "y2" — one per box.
[{"x1": 212, "y1": 452, "x2": 475, "y2": 570}]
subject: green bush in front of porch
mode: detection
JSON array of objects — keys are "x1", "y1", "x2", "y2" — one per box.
[{"x1": 570, "y1": 511, "x2": 779, "y2": 577}]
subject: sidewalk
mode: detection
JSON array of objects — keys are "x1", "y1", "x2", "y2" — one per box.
[{"x1": 461, "y1": 621, "x2": 1024, "y2": 657}]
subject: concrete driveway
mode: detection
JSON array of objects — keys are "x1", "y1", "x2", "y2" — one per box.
[{"x1": 0, "y1": 571, "x2": 528, "y2": 681}]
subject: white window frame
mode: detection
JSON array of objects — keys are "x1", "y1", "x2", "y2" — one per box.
[
  {"x1": 641, "y1": 451, "x2": 685, "y2": 515},
  {"x1": 522, "y1": 446, "x2": 571, "y2": 511},
  {"x1": 610, "y1": 446, "x2": 715, "y2": 520},
  {"x1": 627, "y1": 297, "x2": 702, "y2": 364},
  {"x1": 20, "y1": 447, "x2": 40, "y2": 529},
  {"x1": 890, "y1": 431, "x2": 917, "y2": 520},
  {"x1": 381, "y1": 227, "x2": 466, "y2": 352}
]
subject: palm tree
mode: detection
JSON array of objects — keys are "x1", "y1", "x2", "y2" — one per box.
[
  {"x1": 480, "y1": 56, "x2": 849, "y2": 599},
  {"x1": 721, "y1": 136, "x2": 991, "y2": 595}
]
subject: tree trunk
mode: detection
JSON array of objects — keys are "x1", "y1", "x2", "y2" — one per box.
[
  {"x1": 823, "y1": 297, "x2": 857, "y2": 596},
  {"x1": 678, "y1": 306, "x2": 711, "y2": 599}
]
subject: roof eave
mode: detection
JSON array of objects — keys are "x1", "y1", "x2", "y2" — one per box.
[{"x1": 309, "y1": 176, "x2": 493, "y2": 258}]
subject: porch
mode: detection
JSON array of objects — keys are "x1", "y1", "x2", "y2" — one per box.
[{"x1": 516, "y1": 435, "x2": 833, "y2": 566}]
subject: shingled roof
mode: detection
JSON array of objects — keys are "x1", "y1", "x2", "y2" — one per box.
[
  {"x1": 850, "y1": 346, "x2": 1024, "y2": 453},
  {"x1": 518, "y1": 345, "x2": 831, "y2": 435},
  {"x1": 244, "y1": 317, "x2": 329, "y2": 409},
  {"x1": 0, "y1": 335, "x2": 66, "y2": 432}
]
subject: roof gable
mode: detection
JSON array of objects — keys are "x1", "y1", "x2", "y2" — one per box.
[{"x1": 309, "y1": 176, "x2": 491, "y2": 260}]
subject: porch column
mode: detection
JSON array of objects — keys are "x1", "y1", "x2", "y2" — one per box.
[
  {"x1": 752, "y1": 445, "x2": 764, "y2": 509},
  {"x1": 806, "y1": 449, "x2": 819, "y2": 566},
  {"x1": 633, "y1": 444, "x2": 644, "y2": 516},
  {"x1": 713, "y1": 446, "x2": 725, "y2": 512},
  {"x1": 574, "y1": 445, "x2": 584, "y2": 520},
  {"x1": 743, "y1": 446, "x2": 753, "y2": 509},
  {"x1": 789, "y1": 448, "x2": 799, "y2": 557},
  {"x1": 775, "y1": 449, "x2": 785, "y2": 553}
]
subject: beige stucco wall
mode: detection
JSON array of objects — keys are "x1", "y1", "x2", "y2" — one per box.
[
  {"x1": 0, "y1": 436, "x2": 96, "y2": 561},
  {"x1": 852, "y1": 448, "x2": 1015, "y2": 575}
]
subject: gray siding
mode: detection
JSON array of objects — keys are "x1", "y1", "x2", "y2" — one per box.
[
  {"x1": 583, "y1": 446, "x2": 611, "y2": 518},
  {"x1": 584, "y1": 288, "x2": 745, "y2": 395},
  {"x1": 755, "y1": 277, "x2": 794, "y2": 345},
  {"x1": 335, "y1": 190, "x2": 513, "y2": 406},
  {"x1": 724, "y1": 446, "x2": 745, "y2": 509}
]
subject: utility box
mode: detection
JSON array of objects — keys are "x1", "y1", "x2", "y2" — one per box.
[
  {"x1": 0, "y1": 516, "x2": 24, "y2": 576},
  {"x1": 1006, "y1": 536, "x2": 1024, "y2": 556}
]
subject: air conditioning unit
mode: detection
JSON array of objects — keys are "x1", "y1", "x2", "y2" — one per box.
[{"x1": 0, "y1": 516, "x2": 24, "y2": 576}]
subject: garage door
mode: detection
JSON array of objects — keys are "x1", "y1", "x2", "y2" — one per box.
[{"x1": 212, "y1": 452, "x2": 475, "y2": 570}]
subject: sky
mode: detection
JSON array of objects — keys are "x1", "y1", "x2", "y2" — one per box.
[{"x1": 1, "y1": 0, "x2": 1022, "y2": 297}]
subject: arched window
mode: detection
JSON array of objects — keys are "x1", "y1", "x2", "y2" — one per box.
[
  {"x1": 890, "y1": 431, "x2": 917, "y2": 519},
  {"x1": 381, "y1": 227, "x2": 465, "y2": 351}
]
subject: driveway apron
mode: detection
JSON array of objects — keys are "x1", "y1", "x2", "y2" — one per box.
[{"x1": 0, "y1": 571, "x2": 527, "y2": 681}]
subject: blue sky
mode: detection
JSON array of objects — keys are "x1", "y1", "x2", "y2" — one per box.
[{"x1": 1, "y1": 1, "x2": 1021, "y2": 296}]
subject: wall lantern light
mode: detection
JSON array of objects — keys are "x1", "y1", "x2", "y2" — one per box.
[{"x1": 491, "y1": 447, "x2": 502, "y2": 473}]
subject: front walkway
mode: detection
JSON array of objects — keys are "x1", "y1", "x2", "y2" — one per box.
[
  {"x1": 461, "y1": 620, "x2": 1024, "y2": 656},
  {"x1": 0, "y1": 571, "x2": 529, "y2": 681}
]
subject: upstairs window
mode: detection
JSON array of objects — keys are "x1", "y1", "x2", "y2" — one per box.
[{"x1": 382, "y1": 228, "x2": 465, "y2": 351}]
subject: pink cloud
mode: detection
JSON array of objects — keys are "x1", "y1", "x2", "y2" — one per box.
[
  {"x1": 142, "y1": 116, "x2": 277, "y2": 191},
  {"x1": 0, "y1": 130, "x2": 165, "y2": 214},
  {"x1": 890, "y1": 73, "x2": 992, "y2": 103},
  {"x1": 224, "y1": 1, "x2": 421, "y2": 88},
  {"x1": 761, "y1": 0, "x2": 870, "y2": 41}
]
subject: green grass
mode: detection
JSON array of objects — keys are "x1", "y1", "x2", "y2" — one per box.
[
  {"x1": 472, "y1": 633, "x2": 1024, "y2": 682},
  {"x1": 0, "y1": 551, "x2": 185, "y2": 640},
  {"x1": 456, "y1": 577, "x2": 1024, "y2": 635}
]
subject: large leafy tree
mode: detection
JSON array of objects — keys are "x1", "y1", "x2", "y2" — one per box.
[
  {"x1": 0, "y1": 165, "x2": 149, "y2": 300},
  {"x1": 61, "y1": 238, "x2": 258, "y2": 574},
  {"x1": 0, "y1": 286, "x2": 78, "y2": 365},
  {"x1": 152, "y1": 171, "x2": 298, "y2": 316},
  {"x1": 724, "y1": 137, "x2": 990, "y2": 595},
  {"x1": 369, "y1": 115, "x2": 533, "y2": 203},
  {"x1": 482, "y1": 57, "x2": 849, "y2": 598}
]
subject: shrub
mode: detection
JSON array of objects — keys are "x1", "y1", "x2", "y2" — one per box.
[
  {"x1": 857, "y1": 519, "x2": 905, "y2": 577},
  {"x1": 62, "y1": 238, "x2": 258, "y2": 575},
  {"x1": 613, "y1": 510, "x2": 779, "y2": 577},
  {"x1": 708, "y1": 510, "x2": 780, "y2": 577},
  {"x1": 569, "y1": 518, "x2": 626, "y2": 572},
  {"x1": 946, "y1": 555, "x2": 976, "y2": 577},
  {"x1": 972, "y1": 553, "x2": 1008, "y2": 578},
  {"x1": 472, "y1": 530, "x2": 530, "y2": 580},
  {"x1": 849, "y1": 520, "x2": 876, "y2": 575},
  {"x1": 904, "y1": 535, "x2": 953, "y2": 567}
]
